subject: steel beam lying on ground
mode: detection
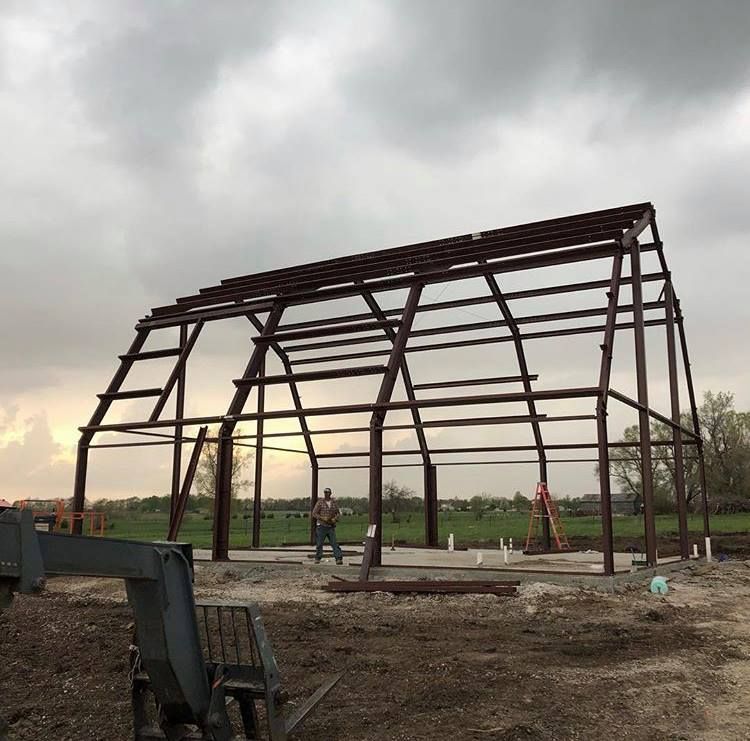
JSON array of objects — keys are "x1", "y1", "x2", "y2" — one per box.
[{"x1": 323, "y1": 580, "x2": 520, "y2": 595}]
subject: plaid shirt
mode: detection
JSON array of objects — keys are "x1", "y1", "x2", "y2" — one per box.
[{"x1": 312, "y1": 497, "x2": 340, "y2": 526}]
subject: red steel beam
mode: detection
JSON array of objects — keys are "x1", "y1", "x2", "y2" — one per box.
[
  {"x1": 484, "y1": 269, "x2": 548, "y2": 546},
  {"x1": 229, "y1": 414, "x2": 594, "y2": 439},
  {"x1": 674, "y1": 297, "x2": 710, "y2": 537},
  {"x1": 140, "y1": 241, "x2": 660, "y2": 328},
  {"x1": 319, "y1": 454, "x2": 698, "y2": 469},
  {"x1": 665, "y1": 281, "x2": 689, "y2": 559},
  {"x1": 252, "y1": 319, "x2": 400, "y2": 344},
  {"x1": 276, "y1": 272, "x2": 665, "y2": 333},
  {"x1": 595, "y1": 249, "x2": 624, "y2": 576},
  {"x1": 630, "y1": 240, "x2": 658, "y2": 566},
  {"x1": 170, "y1": 324, "x2": 188, "y2": 520},
  {"x1": 213, "y1": 305, "x2": 284, "y2": 560},
  {"x1": 412, "y1": 375, "x2": 536, "y2": 390},
  {"x1": 167, "y1": 425, "x2": 208, "y2": 542},
  {"x1": 232, "y1": 365, "x2": 386, "y2": 387},
  {"x1": 175, "y1": 217, "x2": 641, "y2": 310},
  {"x1": 318, "y1": 439, "x2": 692, "y2": 457},
  {"x1": 80, "y1": 387, "x2": 602, "y2": 434},
  {"x1": 252, "y1": 356, "x2": 266, "y2": 548},
  {"x1": 217, "y1": 203, "x2": 650, "y2": 290},
  {"x1": 246, "y1": 313, "x2": 319, "y2": 469},
  {"x1": 358, "y1": 285, "x2": 435, "y2": 546},
  {"x1": 608, "y1": 388, "x2": 698, "y2": 440},
  {"x1": 369, "y1": 284, "x2": 424, "y2": 566},
  {"x1": 187, "y1": 208, "x2": 654, "y2": 306},
  {"x1": 281, "y1": 301, "x2": 665, "y2": 353},
  {"x1": 289, "y1": 318, "x2": 668, "y2": 365}
]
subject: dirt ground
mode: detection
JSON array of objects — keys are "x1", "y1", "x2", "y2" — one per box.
[{"x1": 2, "y1": 560, "x2": 750, "y2": 741}]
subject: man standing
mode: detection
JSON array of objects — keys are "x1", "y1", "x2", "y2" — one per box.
[{"x1": 312, "y1": 487, "x2": 343, "y2": 565}]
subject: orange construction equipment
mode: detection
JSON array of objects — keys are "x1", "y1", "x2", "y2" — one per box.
[
  {"x1": 14, "y1": 499, "x2": 106, "y2": 536},
  {"x1": 16, "y1": 499, "x2": 65, "y2": 531},
  {"x1": 67, "y1": 510, "x2": 106, "y2": 537},
  {"x1": 525, "y1": 482, "x2": 570, "y2": 551}
]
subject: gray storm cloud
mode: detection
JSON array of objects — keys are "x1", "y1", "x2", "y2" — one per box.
[{"x1": 0, "y1": 0, "x2": 748, "y2": 501}]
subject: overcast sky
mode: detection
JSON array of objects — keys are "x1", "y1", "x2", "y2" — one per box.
[{"x1": 1, "y1": 1, "x2": 748, "y2": 505}]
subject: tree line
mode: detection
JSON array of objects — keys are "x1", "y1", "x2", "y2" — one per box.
[{"x1": 605, "y1": 391, "x2": 750, "y2": 514}]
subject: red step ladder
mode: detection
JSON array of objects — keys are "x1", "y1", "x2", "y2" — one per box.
[{"x1": 525, "y1": 482, "x2": 570, "y2": 551}]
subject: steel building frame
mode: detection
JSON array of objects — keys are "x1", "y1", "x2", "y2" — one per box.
[{"x1": 72, "y1": 202, "x2": 709, "y2": 574}]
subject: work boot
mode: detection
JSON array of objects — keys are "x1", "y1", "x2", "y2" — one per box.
[
  {"x1": 336, "y1": 559, "x2": 343, "y2": 565},
  {"x1": 314, "y1": 559, "x2": 321, "y2": 564}
]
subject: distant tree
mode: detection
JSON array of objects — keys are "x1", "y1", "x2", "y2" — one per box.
[
  {"x1": 512, "y1": 491, "x2": 529, "y2": 511},
  {"x1": 469, "y1": 494, "x2": 490, "y2": 520},
  {"x1": 600, "y1": 422, "x2": 673, "y2": 513},
  {"x1": 598, "y1": 391, "x2": 750, "y2": 513},
  {"x1": 194, "y1": 426, "x2": 252, "y2": 500},
  {"x1": 699, "y1": 391, "x2": 750, "y2": 508},
  {"x1": 384, "y1": 480, "x2": 414, "y2": 523}
]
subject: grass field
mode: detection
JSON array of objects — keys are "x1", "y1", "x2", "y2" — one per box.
[{"x1": 103, "y1": 510, "x2": 750, "y2": 550}]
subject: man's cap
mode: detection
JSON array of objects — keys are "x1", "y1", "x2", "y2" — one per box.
[{"x1": 323, "y1": 487, "x2": 332, "y2": 494}]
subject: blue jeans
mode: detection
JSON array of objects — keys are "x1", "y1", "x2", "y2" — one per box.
[{"x1": 315, "y1": 524, "x2": 343, "y2": 561}]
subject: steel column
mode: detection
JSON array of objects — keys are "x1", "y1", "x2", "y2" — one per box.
[
  {"x1": 246, "y1": 313, "x2": 319, "y2": 471},
  {"x1": 484, "y1": 272, "x2": 550, "y2": 549},
  {"x1": 213, "y1": 305, "x2": 284, "y2": 560},
  {"x1": 369, "y1": 284, "x2": 424, "y2": 566},
  {"x1": 359, "y1": 286, "x2": 434, "y2": 547},
  {"x1": 596, "y1": 410, "x2": 614, "y2": 572},
  {"x1": 213, "y1": 434, "x2": 234, "y2": 561},
  {"x1": 71, "y1": 441, "x2": 90, "y2": 533},
  {"x1": 369, "y1": 425, "x2": 384, "y2": 564},
  {"x1": 167, "y1": 426, "x2": 208, "y2": 541},
  {"x1": 424, "y1": 464, "x2": 439, "y2": 546},
  {"x1": 630, "y1": 241, "x2": 657, "y2": 565},
  {"x1": 250, "y1": 314, "x2": 321, "y2": 549},
  {"x1": 595, "y1": 250, "x2": 624, "y2": 576},
  {"x1": 665, "y1": 281, "x2": 689, "y2": 558},
  {"x1": 252, "y1": 357, "x2": 265, "y2": 549},
  {"x1": 310, "y1": 465, "x2": 319, "y2": 545},
  {"x1": 170, "y1": 324, "x2": 188, "y2": 520},
  {"x1": 675, "y1": 300, "x2": 710, "y2": 537}
]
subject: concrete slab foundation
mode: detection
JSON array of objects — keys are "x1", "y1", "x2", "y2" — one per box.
[{"x1": 193, "y1": 545, "x2": 699, "y2": 593}]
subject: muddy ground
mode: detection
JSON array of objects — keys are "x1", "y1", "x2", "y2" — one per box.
[{"x1": 2, "y1": 561, "x2": 750, "y2": 740}]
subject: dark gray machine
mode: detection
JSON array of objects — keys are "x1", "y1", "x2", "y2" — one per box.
[{"x1": 0, "y1": 509, "x2": 340, "y2": 740}]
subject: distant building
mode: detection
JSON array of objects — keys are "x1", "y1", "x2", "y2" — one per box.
[
  {"x1": 0, "y1": 498, "x2": 12, "y2": 512},
  {"x1": 340, "y1": 507, "x2": 354, "y2": 516},
  {"x1": 578, "y1": 492, "x2": 641, "y2": 516}
]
